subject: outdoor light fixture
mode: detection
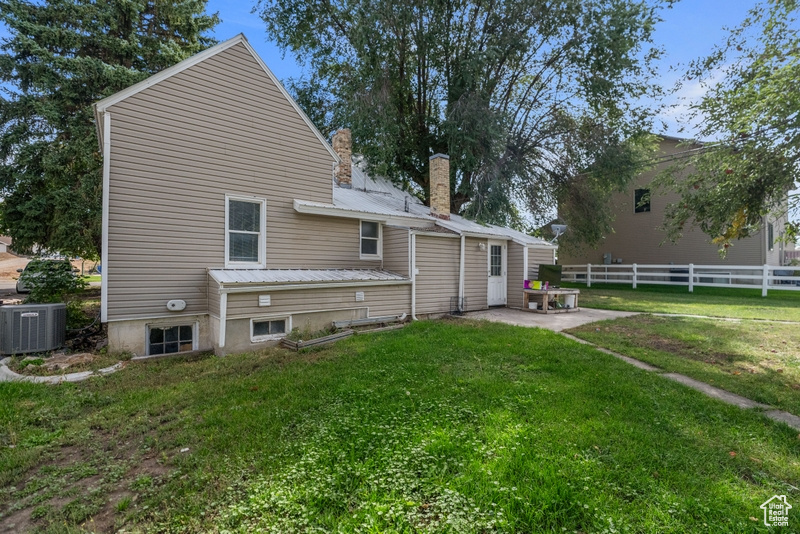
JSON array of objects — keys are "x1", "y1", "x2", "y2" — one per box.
[{"x1": 478, "y1": 243, "x2": 487, "y2": 251}]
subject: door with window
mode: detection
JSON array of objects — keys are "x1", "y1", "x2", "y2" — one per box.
[{"x1": 487, "y1": 241, "x2": 507, "y2": 306}]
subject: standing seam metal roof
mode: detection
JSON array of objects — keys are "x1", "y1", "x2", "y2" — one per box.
[{"x1": 209, "y1": 269, "x2": 409, "y2": 285}]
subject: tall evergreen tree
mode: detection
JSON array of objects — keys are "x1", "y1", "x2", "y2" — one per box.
[
  {"x1": 259, "y1": 0, "x2": 668, "y2": 239},
  {"x1": 0, "y1": 0, "x2": 219, "y2": 259}
]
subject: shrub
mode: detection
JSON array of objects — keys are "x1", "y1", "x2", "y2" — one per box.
[{"x1": 20, "y1": 258, "x2": 87, "y2": 304}]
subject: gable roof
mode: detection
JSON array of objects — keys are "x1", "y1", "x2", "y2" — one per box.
[{"x1": 93, "y1": 34, "x2": 338, "y2": 162}]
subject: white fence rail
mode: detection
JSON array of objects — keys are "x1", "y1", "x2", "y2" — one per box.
[{"x1": 561, "y1": 263, "x2": 800, "y2": 296}]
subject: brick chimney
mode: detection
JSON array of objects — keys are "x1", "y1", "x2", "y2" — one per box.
[
  {"x1": 332, "y1": 129, "x2": 352, "y2": 188},
  {"x1": 429, "y1": 153, "x2": 450, "y2": 220}
]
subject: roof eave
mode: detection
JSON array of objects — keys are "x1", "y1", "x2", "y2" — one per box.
[{"x1": 293, "y1": 199, "x2": 433, "y2": 224}]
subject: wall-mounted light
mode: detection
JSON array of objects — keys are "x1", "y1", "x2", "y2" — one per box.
[{"x1": 478, "y1": 242, "x2": 486, "y2": 252}]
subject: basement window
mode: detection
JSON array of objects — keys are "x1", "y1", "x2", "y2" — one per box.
[
  {"x1": 360, "y1": 220, "x2": 382, "y2": 259},
  {"x1": 148, "y1": 324, "x2": 195, "y2": 355},
  {"x1": 251, "y1": 316, "x2": 290, "y2": 342},
  {"x1": 634, "y1": 188, "x2": 650, "y2": 213}
]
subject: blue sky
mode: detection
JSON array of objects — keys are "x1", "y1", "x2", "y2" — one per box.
[{"x1": 205, "y1": 0, "x2": 758, "y2": 137}]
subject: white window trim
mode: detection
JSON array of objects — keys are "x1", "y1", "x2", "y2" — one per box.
[
  {"x1": 145, "y1": 321, "x2": 198, "y2": 356},
  {"x1": 360, "y1": 220, "x2": 382, "y2": 260},
  {"x1": 225, "y1": 194, "x2": 267, "y2": 268},
  {"x1": 250, "y1": 315, "x2": 291, "y2": 343}
]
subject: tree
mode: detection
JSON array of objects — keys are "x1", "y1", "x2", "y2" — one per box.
[
  {"x1": 0, "y1": 0, "x2": 219, "y2": 259},
  {"x1": 657, "y1": 0, "x2": 799, "y2": 253},
  {"x1": 258, "y1": 0, "x2": 670, "y2": 240}
]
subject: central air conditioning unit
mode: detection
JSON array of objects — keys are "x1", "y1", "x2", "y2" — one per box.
[{"x1": 0, "y1": 303, "x2": 67, "y2": 355}]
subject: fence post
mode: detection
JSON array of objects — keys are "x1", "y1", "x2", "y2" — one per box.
[
  {"x1": 762, "y1": 264, "x2": 769, "y2": 297},
  {"x1": 688, "y1": 264, "x2": 694, "y2": 293},
  {"x1": 587, "y1": 263, "x2": 592, "y2": 288},
  {"x1": 632, "y1": 263, "x2": 637, "y2": 289}
]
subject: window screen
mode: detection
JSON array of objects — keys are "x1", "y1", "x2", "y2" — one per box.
[
  {"x1": 228, "y1": 198, "x2": 264, "y2": 264},
  {"x1": 252, "y1": 319, "x2": 287, "y2": 340},
  {"x1": 361, "y1": 221, "x2": 380, "y2": 256}
]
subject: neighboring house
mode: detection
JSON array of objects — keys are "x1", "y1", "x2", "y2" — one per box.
[
  {"x1": 0, "y1": 236, "x2": 11, "y2": 254},
  {"x1": 559, "y1": 136, "x2": 788, "y2": 267},
  {"x1": 94, "y1": 34, "x2": 556, "y2": 357}
]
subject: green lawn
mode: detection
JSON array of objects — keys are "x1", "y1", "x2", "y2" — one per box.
[
  {"x1": 568, "y1": 314, "x2": 800, "y2": 415},
  {"x1": 562, "y1": 282, "x2": 800, "y2": 321},
  {"x1": 1, "y1": 320, "x2": 798, "y2": 533}
]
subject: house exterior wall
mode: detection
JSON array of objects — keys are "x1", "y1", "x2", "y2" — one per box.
[
  {"x1": 414, "y1": 234, "x2": 460, "y2": 315},
  {"x1": 383, "y1": 226, "x2": 410, "y2": 276},
  {"x1": 208, "y1": 277, "x2": 220, "y2": 318},
  {"x1": 104, "y1": 42, "x2": 390, "y2": 324},
  {"x1": 225, "y1": 283, "x2": 410, "y2": 319},
  {"x1": 527, "y1": 247, "x2": 557, "y2": 280},
  {"x1": 507, "y1": 242, "x2": 525, "y2": 309},
  {"x1": 559, "y1": 137, "x2": 770, "y2": 267},
  {"x1": 463, "y1": 237, "x2": 488, "y2": 311}
]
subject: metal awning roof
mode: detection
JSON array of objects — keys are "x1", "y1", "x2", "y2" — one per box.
[{"x1": 209, "y1": 269, "x2": 409, "y2": 285}]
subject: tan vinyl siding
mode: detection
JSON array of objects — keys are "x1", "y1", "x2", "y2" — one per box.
[
  {"x1": 527, "y1": 247, "x2": 556, "y2": 279},
  {"x1": 383, "y1": 226, "x2": 410, "y2": 276},
  {"x1": 414, "y1": 235, "x2": 460, "y2": 315},
  {"x1": 463, "y1": 238, "x2": 488, "y2": 310},
  {"x1": 208, "y1": 277, "x2": 220, "y2": 318},
  {"x1": 507, "y1": 242, "x2": 525, "y2": 308},
  {"x1": 226, "y1": 284, "x2": 410, "y2": 319},
  {"x1": 559, "y1": 138, "x2": 765, "y2": 266},
  {"x1": 105, "y1": 42, "x2": 383, "y2": 321}
]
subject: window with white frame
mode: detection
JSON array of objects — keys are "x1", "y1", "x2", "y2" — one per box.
[
  {"x1": 251, "y1": 316, "x2": 290, "y2": 342},
  {"x1": 147, "y1": 323, "x2": 196, "y2": 355},
  {"x1": 360, "y1": 220, "x2": 381, "y2": 259},
  {"x1": 226, "y1": 195, "x2": 266, "y2": 267}
]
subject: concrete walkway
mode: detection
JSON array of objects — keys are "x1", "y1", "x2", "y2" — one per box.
[
  {"x1": 465, "y1": 307, "x2": 800, "y2": 431},
  {"x1": 466, "y1": 307, "x2": 639, "y2": 331}
]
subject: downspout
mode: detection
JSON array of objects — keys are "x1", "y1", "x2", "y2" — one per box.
[
  {"x1": 100, "y1": 112, "x2": 111, "y2": 323},
  {"x1": 410, "y1": 231, "x2": 418, "y2": 320},
  {"x1": 458, "y1": 235, "x2": 465, "y2": 311},
  {"x1": 219, "y1": 292, "x2": 228, "y2": 349}
]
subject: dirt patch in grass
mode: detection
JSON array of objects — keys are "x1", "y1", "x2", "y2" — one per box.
[{"x1": 0, "y1": 425, "x2": 175, "y2": 533}]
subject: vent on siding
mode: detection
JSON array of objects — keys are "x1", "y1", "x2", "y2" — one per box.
[
  {"x1": 258, "y1": 295, "x2": 271, "y2": 307},
  {"x1": 355, "y1": 291, "x2": 365, "y2": 302}
]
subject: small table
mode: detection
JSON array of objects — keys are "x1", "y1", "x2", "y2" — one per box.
[{"x1": 522, "y1": 288, "x2": 580, "y2": 314}]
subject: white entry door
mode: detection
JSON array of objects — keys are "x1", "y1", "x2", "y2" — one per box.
[{"x1": 487, "y1": 241, "x2": 507, "y2": 306}]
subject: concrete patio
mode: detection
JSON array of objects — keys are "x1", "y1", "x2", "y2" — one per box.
[{"x1": 465, "y1": 306, "x2": 638, "y2": 331}]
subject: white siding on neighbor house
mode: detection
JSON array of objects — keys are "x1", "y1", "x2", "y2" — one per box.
[
  {"x1": 463, "y1": 237, "x2": 488, "y2": 311},
  {"x1": 414, "y1": 235, "x2": 460, "y2": 315},
  {"x1": 559, "y1": 138, "x2": 767, "y2": 266},
  {"x1": 104, "y1": 42, "x2": 384, "y2": 322},
  {"x1": 225, "y1": 284, "x2": 410, "y2": 319},
  {"x1": 507, "y1": 242, "x2": 525, "y2": 309},
  {"x1": 383, "y1": 226, "x2": 410, "y2": 276}
]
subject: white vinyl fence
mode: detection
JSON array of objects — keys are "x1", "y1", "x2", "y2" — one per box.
[{"x1": 561, "y1": 264, "x2": 800, "y2": 296}]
